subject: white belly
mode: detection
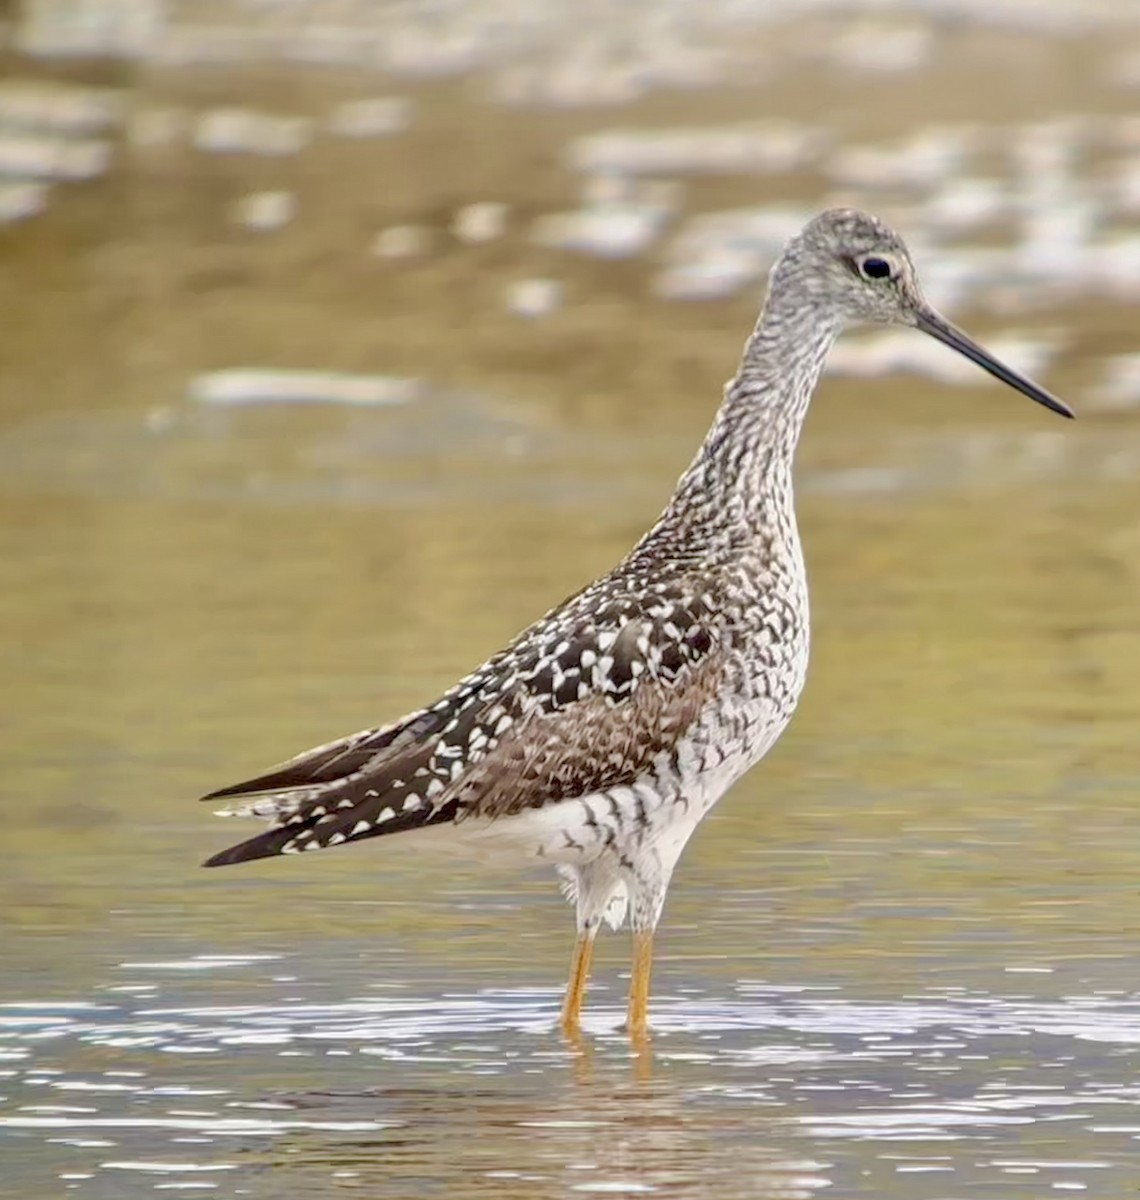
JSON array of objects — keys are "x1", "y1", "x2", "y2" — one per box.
[
  {"x1": 440, "y1": 699, "x2": 792, "y2": 870},
  {"x1": 398, "y1": 648, "x2": 806, "y2": 878}
]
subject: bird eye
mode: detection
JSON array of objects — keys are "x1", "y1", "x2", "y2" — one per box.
[{"x1": 859, "y1": 256, "x2": 893, "y2": 281}]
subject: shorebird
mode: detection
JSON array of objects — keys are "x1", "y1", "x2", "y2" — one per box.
[{"x1": 202, "y1": 209, "x2": 1072, "y2": 1040}]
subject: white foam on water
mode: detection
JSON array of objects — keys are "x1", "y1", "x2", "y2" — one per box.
[{"x1": 186, "y1": 372, "x2": 420, "y2": 407}]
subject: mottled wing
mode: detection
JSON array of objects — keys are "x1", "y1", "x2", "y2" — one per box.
[
  {"x1": 201, "y1": 587, "x2": 719, "y2": 866},
  {"x1": 454, "y1": 595, "x2": 719, "y2": 819}
]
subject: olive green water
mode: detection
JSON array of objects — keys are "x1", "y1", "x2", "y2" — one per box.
[{"x1": 5, "y1": 21, "x2": 1140, "y2": 1200}]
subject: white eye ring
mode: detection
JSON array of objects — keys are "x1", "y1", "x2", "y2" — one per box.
[{"x1": 859, "y1": 256, "x2": 894, "y2": 281}]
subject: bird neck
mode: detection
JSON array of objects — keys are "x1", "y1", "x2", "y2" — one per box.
[
  {"x1": 647, "y1": 290, "x2": 842, "y2": 562},
  {"x1": 722, "y1": 304, "x2": 841, "y2": 471}
]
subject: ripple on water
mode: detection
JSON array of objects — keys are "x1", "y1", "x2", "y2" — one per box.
[{"x1": 3, "y1": 967, "x2": 1140, "y2": 1196}]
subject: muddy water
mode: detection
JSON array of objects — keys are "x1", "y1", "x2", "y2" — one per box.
[{"x1": 6, "y1": 11, "x2": 1140, "y2": 1199}]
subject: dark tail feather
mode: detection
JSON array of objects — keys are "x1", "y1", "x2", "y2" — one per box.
[
  {"x1": 200, "y1": 712, "x2": 448, "y2": 803},
  {"x1": 201, "y1": 709, "x2": 465, "y2": 868},
  {"x1": 201, "y1": 737, "x2": 382, "y2": 802},
  {"x1": 203, "y1": 792, "x2": 459, "y2": 868},
  {"x1": 203, "y1": 825, "x2": 303, "y2": 867}
]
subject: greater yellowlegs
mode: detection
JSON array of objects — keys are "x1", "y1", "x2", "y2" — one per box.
[{"x1": 202, "y1": 209, "x2": 1072, "y2": 1039}]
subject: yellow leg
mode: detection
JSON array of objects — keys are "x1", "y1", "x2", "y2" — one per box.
[
  {"x1": 560, "y1": 932, "x2": 595, "y2": 1036},
  {"x1": 626, "y1": 930, "x2": 654, "y2": 1043}
]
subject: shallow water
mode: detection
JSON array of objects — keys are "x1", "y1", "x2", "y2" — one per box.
[
  {"x1": 6, "y1": 973, "x2": 1140, "y2": 1199},
  {"x1": 6, "y1": 5, "x2": 1140, "y2": 1198},
  {"x1": 6, "y1": 470, "x2": 1140, "y2": 1198}
]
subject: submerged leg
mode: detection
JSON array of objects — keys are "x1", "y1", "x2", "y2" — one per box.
[
  {"x1": 558, "y1": 860, "x2": 627, "y2": 1036},
  {"x1": 622, "y1": 818, "x2": 699, "y2": 1042},
  {"x1": 624, "y1": 878, "x2": 668, "y2": 1043},
  {"x1": 561, "y1": 932, "x2": 595, "y2": 1035},
  {"x1": 627, "y1": 929, "x2": 654, "y2": 1042}
]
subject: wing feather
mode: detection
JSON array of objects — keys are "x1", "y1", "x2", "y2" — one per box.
[
  {"x1": 201, "y1": 585, "x2": 719, "y2": 867},
  {"x1": 201, "y1": 721, "x2": 419, "y2": 801}
]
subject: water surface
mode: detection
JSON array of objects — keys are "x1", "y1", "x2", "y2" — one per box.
[{"x1": 5, "y1": 6, "x2": 1140, "y2": 1197}]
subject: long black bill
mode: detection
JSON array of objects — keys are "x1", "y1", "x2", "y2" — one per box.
[{"x1": 914, "y1": 310, "x2": 1074, "y2": 419}]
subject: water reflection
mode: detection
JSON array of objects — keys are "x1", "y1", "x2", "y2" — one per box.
[
  {"x1": 6, "y1": 3, "x2": 1140, "y2": 1198},
  {"x1": 5, "y1": 463, "x2": 1140, "y2": 1194},
  {"x1": 5, "y1": 453, "x2": 1140, "y2": 1195},
  {"x1": 5, "y1": 963, "x2": 1140, "y2": 1196}
]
